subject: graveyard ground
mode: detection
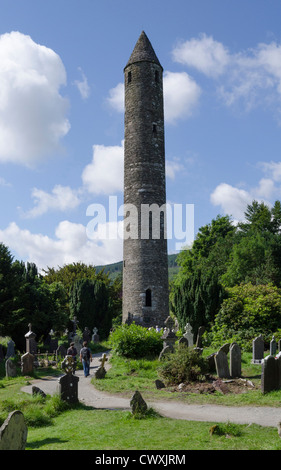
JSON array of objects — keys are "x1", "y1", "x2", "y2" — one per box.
[{"x1": 2, "y1": 348, "x2": 281, "y2": 450}]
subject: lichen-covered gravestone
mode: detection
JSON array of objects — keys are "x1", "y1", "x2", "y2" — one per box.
[
  {"x1": 95, "y1": 353, "x2": 108, "y2": 379},
  {"x1": 0, "y1": 411, "x2": 28, "y2": 450},
  {"x1": 21, "y1": 352, "x2": 34, "y2": 375},
  {"x1": 58, "y1": 355, "x2": 79, "y2": 403},
  {"x1": 5, "y1": 358, "x2": 17, "y2": 378},
  {"x1": 130, "y1": 391, "x2": 148, "y2": 415}
]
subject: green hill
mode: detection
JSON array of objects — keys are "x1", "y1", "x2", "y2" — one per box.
[{"x1": 95, "y1": 253, "x2": 179, "y2": 281}]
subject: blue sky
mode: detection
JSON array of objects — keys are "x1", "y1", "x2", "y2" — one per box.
[{"x1": 1, "y1": 0, "x2": 281, "y2": 270}]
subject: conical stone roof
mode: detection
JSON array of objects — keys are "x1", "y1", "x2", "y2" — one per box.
[{"x1": 125, "y1": 31, "x2": 163, "y2": 70}]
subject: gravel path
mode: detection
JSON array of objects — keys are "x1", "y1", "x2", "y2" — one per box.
[{"x1": 21, "y1": 352, "x2": 281, "y2": 428}]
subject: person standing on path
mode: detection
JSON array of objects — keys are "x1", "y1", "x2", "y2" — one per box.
[{"x1": 80, "y1": 341, "x2": 92, "y2": 377}]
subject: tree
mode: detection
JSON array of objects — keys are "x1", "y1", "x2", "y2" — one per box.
[
  {"x1": 171, "y1": 215, "x2": 235, "y2": 334},
  {"x1": 69, "y1": 278, "x2": 112, "y2": 339}
]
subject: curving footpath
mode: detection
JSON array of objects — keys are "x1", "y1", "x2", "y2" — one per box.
[{"x1": 21, "y1": 352, "x2": 281, "y2": 428}]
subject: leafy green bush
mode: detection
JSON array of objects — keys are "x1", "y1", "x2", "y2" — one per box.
[
  {"x1": 207, "y1": 283, "x2": 281, "y2": 350},
  {"x1": 158, "y1": 344, "x2": 209, "y2": 385},
  {"x1": 109, "y1": 323, "x2": 163, "y2": 359}
]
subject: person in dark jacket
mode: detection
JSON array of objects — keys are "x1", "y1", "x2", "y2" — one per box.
[{"x1": 80, "y1": 341, "x2": 92, "y2": 377}]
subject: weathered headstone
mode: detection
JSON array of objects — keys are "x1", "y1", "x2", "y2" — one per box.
[
  {"x1": 229, "y1": 342, "x2": 241, "y2": 378},
  {"x1": 214, "y1": 349, "x2": 230, "y2": 379},
  {"x1": 270, "y1": 335, "x2": 277, "y2": 356},
  {"x1": 178, "y1": 336, "x2": 188, "y2": 347},
  {"x1": 73, "y1": 334, "x2": 82, "y2": 357},
  {"x1": 5, "y1": 358, "x2": 17, "y2": 378},
  {"x1": 95, "y1": 353, "x2": 108, "y2": 379},
  {"x1": 196, "y1": 326, "x2": 205, "y2": 348},
  {"x1": 130, "y1": 390, "x2": 148, "y2": 415},
  {"x1": 32, "y1": 386, "x2": 46, "y2": 398},
  {"x1": 218, "y1": 343, "x2": 230, "y2": 355},
  {"x1": 5, "y1": 339, "x2": 15, "y2": 359},
  {"x1": 92, "y1": 327, "x2": 100, "y2": 343},
  {"x1": 183, "y1": 323, "x2": 194, "y2": 347},
  {"x1": 158, "y1": 345, "x2": 172, "y2": 361},
  {"x1": 25, "y1": 324, "x2": 37, "y2": 355},
  {"x1": 58, "y1": 355, "x2": 79, "y2": 403},
  {"x1": 0, "y1": 411, "x2": 28, "y2": 450},
  {"x1": 161, "y1": 316, "x2": 177, "y2": 351},
  {"x1": 83, "y1": 327, "x2": 91, "y2": 343},
  {"x1": 155, "y1": 379, "x2": 165, "y2": 389},
  {"x1": 261, "y1": 355, "x2": 281, "y2": 394},
  {"x1": 252, "y1": 335, "x2": 264, "y2": 363},
  {"x1": 206, "y1": 352, "x2": 216, "y2": 372},
  {"x1": 21, "y1": 352, "x2": 34, "y2": 375},
  {"x1": 56, "y1": 345, "x2": 66, "y2": 359}
]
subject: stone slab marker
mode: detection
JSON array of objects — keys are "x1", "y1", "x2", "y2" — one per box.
[
  {"x1": 0, "y1": 410, "x2": 28, "y2": 450},
  {"x1": 230, "y1": 342, "x2": 241, "y2": 378},
  {"x1": 21, "y1": 352, "x2": 34, "y2": 375},
  {"x1": 252, "y1": 335, "x2": 264, "y2": 363},
  {"x1": 58, "y1": 355, "x2": 79, "y2": 403},
  {"x1": 214, "y1": 350, "x2": 230, "y2": 379},
  {"x1": 5, "y1": 358, "x2": 17, "y2": 378}
]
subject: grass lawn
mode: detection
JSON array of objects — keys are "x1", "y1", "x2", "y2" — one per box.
[{"x1": 2, "y1": 349, "x2": 281, "y2": 450}]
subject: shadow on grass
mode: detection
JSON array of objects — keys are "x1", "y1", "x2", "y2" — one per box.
[{"x1": 27, "y1": 437, "x2": 69, "y2": 449}]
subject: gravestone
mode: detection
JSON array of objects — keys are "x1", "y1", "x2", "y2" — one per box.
[
  {"x1": 229, "y1": 342, "x2": 241, "y2": 378},
  {"x1": 83, "y1": 327, "x2": 91, "y2": 343},
  {"x1": 206, "y1": 352, "x2": 216, "y2": 372},
  {"x1": 58, "y1": 355, "x2": 79, "y2": 403},
  {"x1": 130, "y1": 391, "x2": 148, "y2": 415},
  {"x1": 95, "y1": 353, "x2": 108, "y2": 379},
  {"x1": 270, "y1": 335, "x2": 277, "y2": 356},
  {"x1": 161, "y1": 316, "x2": 177, "y2": 351},
  {"x1": 158, "y1": 345, "x2": 172, "y2": 361},
  {"x1": 218, "y1": 343, "x2": 230, "y2": 355},
  {"x1": 56, "y1": 345, "x2": 66, "y2": 359},
  {"x1": 183, "y1": 323, "x2": 194, "y2": 346},
  {"x1": 196, "y1": 326, "x2": 205, "y2": 348},
  {"x1": 49, "y1": 331, "x2": 58, "y2": 354},
  {"x1": 214, "y1": 350, "x2": 230, "y2": 379},
  {"x1": 21, "y1": 352, "x2": 34, "y2": 375},
  {"x1": 5, "y1": 358, "x2": 17, "y2": 378},
  {"x1": 0, "y1": 411, "x2": 28, "y2": 450},
  {"x1": 5, "y1": 339, "x2": 15, "y2": 359},
  {"x1": 73, "y1": 334, "x2": 82, "y2": 357},
  {"x1": 252, "y1": 335, "x2": 264, "y2": 363},
  {"x1": 178, "y1": 336, "x2": 188, "y2": 347},
  {"x1": 25, "y1": 324, "x2": 37, "y2": 355},
  {"x1": 32, "y1": 386, "x2": 46, "y2": 398},
  {"x1": 92, "y1": 327, "x2": 100, "y2": 343},
  {"x1": 261, "y1": 354, "x2": 281, "y2": 394}
]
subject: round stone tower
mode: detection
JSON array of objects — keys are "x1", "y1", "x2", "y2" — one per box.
[{"x1": 122, "y1": 31, "x2": 169, "y2": 328}]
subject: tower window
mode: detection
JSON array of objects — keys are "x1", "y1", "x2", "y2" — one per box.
[
  {"x1": 155, "y1": 70, "x2": 159, "y2": 83},
  {"x1": 145, "y1": 289, "x2": 152, "y2": 307},
  {"x1": 128, "y1": 71, "x2": 132, "y2": 83},
  {"x1": 152, "y1": 124, "x2": 157, "y2": 135}
]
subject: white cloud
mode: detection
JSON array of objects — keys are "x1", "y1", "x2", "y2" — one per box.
[
  {"x1": 165, "y1": 159, "x2": 184, "y2": 179},
  {"x1": 0, "y1": 220, "x2": 123, "y2": 271},
  {"x1": 210, "y1": 183, "x2": 253, "y2": 221},
  {"x1": 172, "y1": 34, "x2": 281, "y2": 113},
  {"x1": 82, "y1": 141, "x2": 124, "y2": 195},
  {"x1": 74, "y1": 67, "x2": 90, "y2": 100},
  {"x1": 163, "y1": 71, "x2": 201, "y2": 123},
  {"x1": 210, "y1": 161, "x2": 281, "y2": 221},
  {"x1": 107, "y1": 82, "x2": 124, "y2": 112},
  {"x1": 106, "y1": 71, "x2": 201, "y2": 124},
  {"x1": 22, "y1": 185, "x2": 82, "y2": 218},
  {"x1": 172, "y1": 33, "x2": 230, "y2": 78},
  {"x1": 0, "y1": 31, "x2": 70, "y2": 166}
]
